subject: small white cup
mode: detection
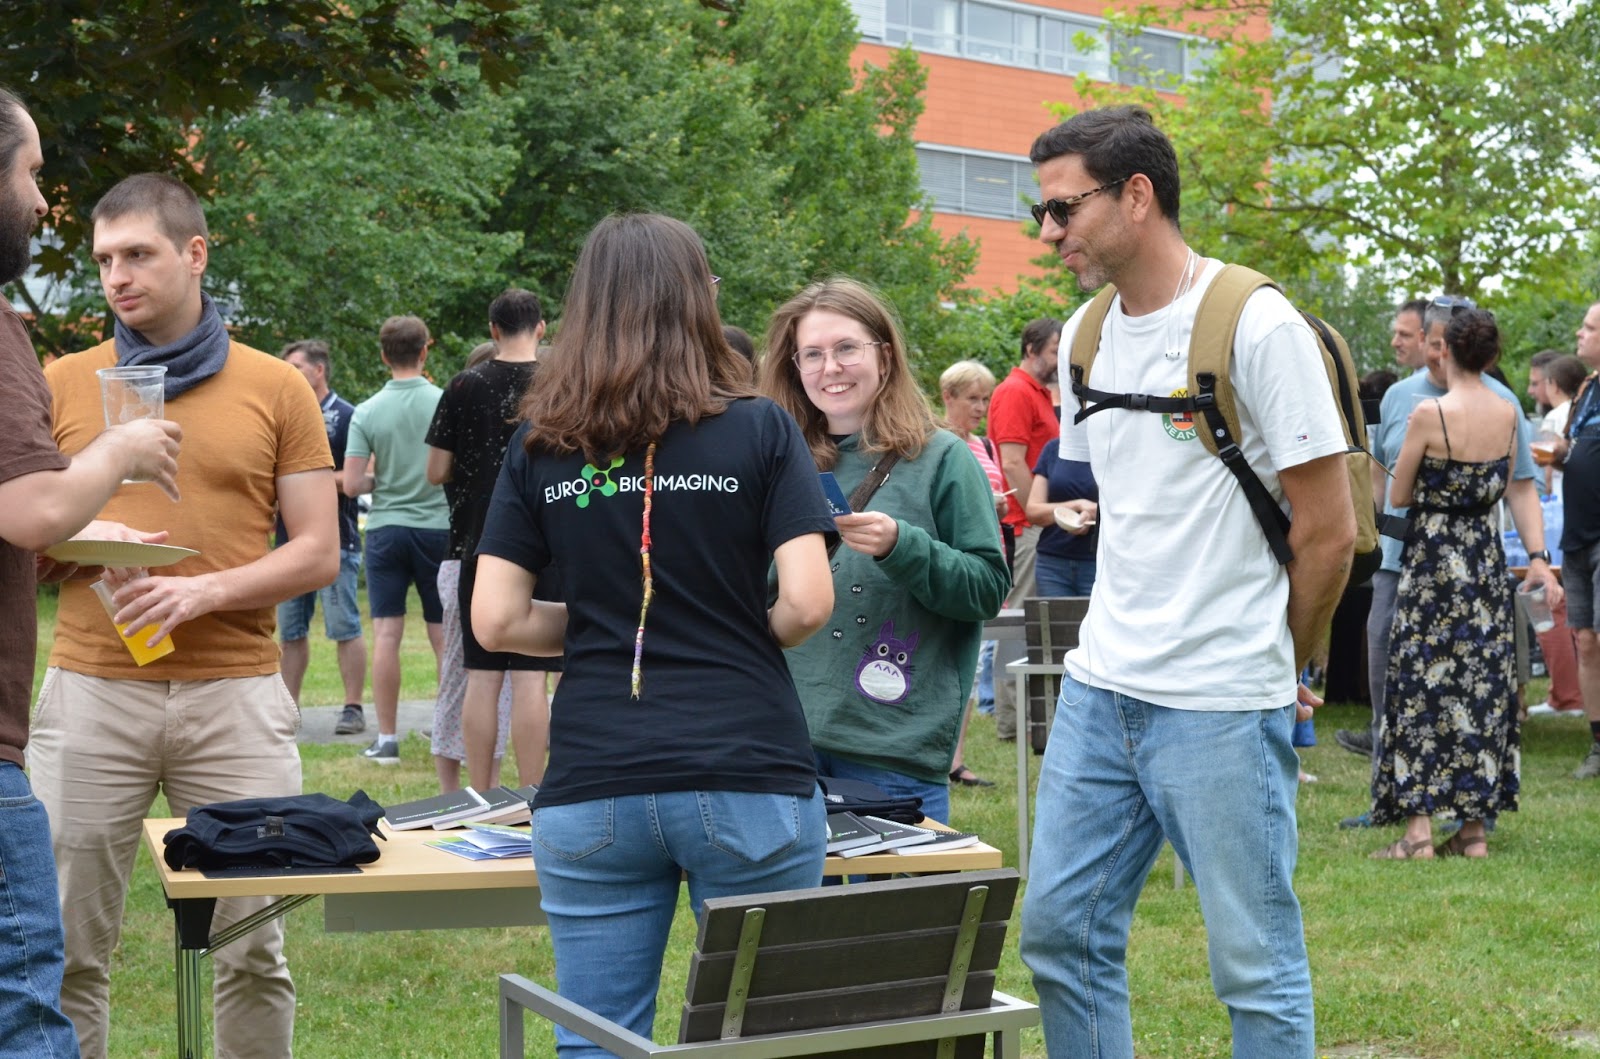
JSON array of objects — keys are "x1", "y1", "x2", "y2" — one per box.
[{"x1": 1054, "y1": 506, "x2": 1093, "y2": 532}]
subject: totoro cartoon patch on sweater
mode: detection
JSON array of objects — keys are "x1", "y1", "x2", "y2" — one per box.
[{"x1": 854, "y1": 620, "x2": 921, "y2": 705}]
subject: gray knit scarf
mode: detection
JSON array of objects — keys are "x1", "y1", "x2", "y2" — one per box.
[{"x1": 114, "y1": 291, "x2": 230, "y2": 399}]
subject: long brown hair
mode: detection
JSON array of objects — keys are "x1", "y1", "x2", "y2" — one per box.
[
  {"x1": 759, "y1": 277, "x2": 936, "y2": 470},
  {"x1": 520, "y1": 213, "x2": 751, "y2": 461}
]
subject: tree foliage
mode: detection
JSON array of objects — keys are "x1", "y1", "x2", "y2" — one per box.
[
  {"x1": 10, "y1": 0, "x2": 975, "y2": 387},
  {"x1": 201, "y1": 88, "x2": 522, "y2": 395},
  {"x1": 3, "y1": 0, "x2": 527, "y2": 285},
  {"x1": 485, "y1": 0, "x2": 975, "y2": 366},
  {"x1": 1068, "y1": 0, "x2": 1600, "y2": 306}
]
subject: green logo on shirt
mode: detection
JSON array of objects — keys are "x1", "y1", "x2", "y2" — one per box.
[{"x1": 576, "y1": 456, "x2": 625, "y2": 507}]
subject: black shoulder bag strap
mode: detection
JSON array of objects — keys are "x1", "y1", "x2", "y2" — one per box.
[{"x1": 827, "y1": 452, "x2": 900, "y2": 559}]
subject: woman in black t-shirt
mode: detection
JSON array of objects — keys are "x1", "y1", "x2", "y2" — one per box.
[{"x1": 472, "y1": 214, "x2": 836, "y2": 1057}]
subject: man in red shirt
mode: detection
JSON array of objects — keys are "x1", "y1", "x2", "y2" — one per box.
[{"x1": 987, "y1": 317, "x2": 1062, "y2": 741}]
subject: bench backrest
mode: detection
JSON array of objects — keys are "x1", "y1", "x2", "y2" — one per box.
[
  {"x1": 679, "y1": 868, "x2": 1020, "y2": 1056},
  {"x1": 1023, "y1": 596, "x2": 1088, "y2": 751}
]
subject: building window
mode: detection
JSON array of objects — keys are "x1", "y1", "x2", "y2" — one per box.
[
  {"x1": 854, "y1": 0, "x2": 1206, "y2": 85},
  {"x1": 884, "y1": 0, "x2": 960, "y2": 53},
  {"x1": 915, "y1": 145, "x2": 1035, "y2": 221}
]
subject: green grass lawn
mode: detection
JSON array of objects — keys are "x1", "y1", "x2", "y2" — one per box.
[{"x1": 27, "y1": 590, "x2": 1600, "y2": 1056}]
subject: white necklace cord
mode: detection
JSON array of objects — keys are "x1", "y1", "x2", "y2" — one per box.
[{"x1": 1164, "y1": 247, "x2": 1198, "y2": 360}]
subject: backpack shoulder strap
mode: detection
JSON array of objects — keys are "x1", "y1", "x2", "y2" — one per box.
[
  {"x1": 1187, "y1": 263, "x2": 1277, "y2": 459},
  {"x1": 1067, "y1": 285, "x2": 1120, "y2": 418},
  {"x1": 1186, "y1": 263, "x2": 1296, "y2": 565}
]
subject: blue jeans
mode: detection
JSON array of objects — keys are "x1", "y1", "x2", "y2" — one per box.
[
  {"x1": 532, "y1": 789, "x2": 826, "y2": 1058},
  {"x1": 975, "y1": 641, "x2": 996, "y2": 714},
  {"x1": 1020, "y1": 676, "x2": 1314, "y2": 1059},
  {"x1": 277, "y1": 548, "x2": 363, "y2": 641},
  {"x1": 813, "y1": 750, "x2": 949, "y2": 827},
  {"x1": 0, "y1": 763, "x2": 79, "y2": 1057},
  {"x1": 1034, "y1": 555, "x2": 1097, "y2": 597}
]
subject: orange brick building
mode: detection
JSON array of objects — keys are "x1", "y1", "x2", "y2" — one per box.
[{"x1": 847, "y1": 0, "x2": 1230, "y2": 293}]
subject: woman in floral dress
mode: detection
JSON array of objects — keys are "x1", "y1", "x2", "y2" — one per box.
[{"x1": 1371, "y1": 307, "x2": 1562, "y2": 859}]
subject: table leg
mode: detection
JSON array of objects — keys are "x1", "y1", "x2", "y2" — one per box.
[
  {"x1": 170, "y1": 897, "x2": 216, "y2": 1059},
  {"x1": 1015, "y1": 669, "x2": 1030, "y2": 880}
]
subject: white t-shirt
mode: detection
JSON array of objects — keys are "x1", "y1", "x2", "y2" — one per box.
[
  {"x1": 1542, "y1": 400, "x2": 1570, "y2": 498},
  {"x1": 1059, "y1": 260, "x2": 1347, "y2": 711}
]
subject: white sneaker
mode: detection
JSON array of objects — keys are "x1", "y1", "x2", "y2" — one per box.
[{"x1": 1526, "y1": 702, "x2": 1558, "y2": 716}]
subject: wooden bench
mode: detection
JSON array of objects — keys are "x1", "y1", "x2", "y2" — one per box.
[{"x1": 499, "y1": 868, "x2": 1038, "y2": 1057}]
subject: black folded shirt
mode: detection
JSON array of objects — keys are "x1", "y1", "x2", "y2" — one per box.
[{"x1": 163, "y1": 790, "x2": 386, "y2": 873}]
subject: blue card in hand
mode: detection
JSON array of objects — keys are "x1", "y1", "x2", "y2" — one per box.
[{"x1": 818, "y1": 472, "x2": 852, "y2": 516}]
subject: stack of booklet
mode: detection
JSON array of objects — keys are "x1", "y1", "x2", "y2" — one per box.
[
  {"x1": 825, "y1": 812, "x2": 982, "y2": 858},
  {"x1": 425, "y1": 822, "x2": 534, "y2": 861},
  {"x1": 382, "y1": 784, "x2": 540, "y2": 832}
]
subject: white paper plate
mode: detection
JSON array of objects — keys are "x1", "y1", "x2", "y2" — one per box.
[{"x1": 41, "y1": 540, "x2": 199, "y2": 567}]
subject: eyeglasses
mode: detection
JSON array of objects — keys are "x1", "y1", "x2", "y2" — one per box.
[
  {"x1": 1030, "y1": 178, "x2": 1127, "y2": 227},
  {"x1": 1430, "y1": 295, "x2": 1476, "y2": 312},
  {"x1": 793, "y1": 339, "x2": 883, "y2": 375},
  {"x1": 711, "y1": 275, "x2": 722, "y2": 287}
]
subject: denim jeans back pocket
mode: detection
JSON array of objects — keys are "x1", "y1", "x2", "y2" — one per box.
[
  {"x1": 534, "y1": 798, "x2": 616, "y2": 861},
  {"x1": 697, "y1": 791, "x2": 801, "y2": 864}
]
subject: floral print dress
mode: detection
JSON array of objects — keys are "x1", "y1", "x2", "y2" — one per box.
[{"x1": 1372, "y1": 409, "x2": 1519, "y2": 824}]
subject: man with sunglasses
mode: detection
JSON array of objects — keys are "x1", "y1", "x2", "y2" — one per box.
[{"x1": 1017, "y1": 105, "x2": 1354, "y2": 1059}]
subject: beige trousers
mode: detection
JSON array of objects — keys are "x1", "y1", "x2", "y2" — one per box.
[{"x1": 28, "y1": 669, "x2": 302, "y2": 1059}]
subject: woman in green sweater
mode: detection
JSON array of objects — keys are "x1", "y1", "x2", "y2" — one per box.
[{"x1": 761, "y1": 278, "x2": 1011, "y2": 824}]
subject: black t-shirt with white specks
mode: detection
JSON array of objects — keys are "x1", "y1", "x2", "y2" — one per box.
[{"x1": 426, "y1": 359, "x2": 536, "y2": 559}]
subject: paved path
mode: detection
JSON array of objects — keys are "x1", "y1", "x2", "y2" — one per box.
[{"x1": 297, "y1": 699, "x2": 435, "y2": 745}]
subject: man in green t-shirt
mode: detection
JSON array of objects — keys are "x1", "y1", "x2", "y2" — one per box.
[{"x1": 344, "y1": 315, "x2": 450, "y2": 763}]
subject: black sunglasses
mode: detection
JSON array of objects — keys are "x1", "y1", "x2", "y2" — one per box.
[{"x1": 1030, "y1": 178, "x2": 1127, "y2": 227}]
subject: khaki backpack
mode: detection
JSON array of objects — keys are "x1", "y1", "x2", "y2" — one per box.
[{"x1": 1067, "y1": 263, "x2": 1380, "y2": 583}]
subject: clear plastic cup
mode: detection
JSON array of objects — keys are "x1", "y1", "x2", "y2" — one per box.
[
  {"x1": 90, "y1": 579, "x2": 175, "y2": 666},
  {"x1": 1530, "y1": 429, "x2": 1561, "y2": 468},
  {"x1": 97, "y1": 365, "x2": 166, "y2": 426},
  {"x1": 1517, "y1": 580, "x2": 1555, "y2": 634},
  {"x1": 96, "y1": 365, "x2": 168, "y2": 484}
]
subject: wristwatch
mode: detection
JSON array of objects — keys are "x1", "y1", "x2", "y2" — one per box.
[{"x1": 1529, "y1": 549, "x2": 1553, "y2": 564}]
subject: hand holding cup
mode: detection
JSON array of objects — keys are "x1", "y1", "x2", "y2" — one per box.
[{"x1": 104, "y1": 419, "x2": 183, "y2": 501}]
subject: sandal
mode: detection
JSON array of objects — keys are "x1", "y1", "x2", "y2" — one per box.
[
  {"x1": 1369, "y1": 837, "x2": 1434, "y2": 860},
  {"x1": 948, "y1": 766, "x2": 994, "y2": 788},
  {"x1": 1435, "y1": 832, "x2": 1488, "y2": 859}
]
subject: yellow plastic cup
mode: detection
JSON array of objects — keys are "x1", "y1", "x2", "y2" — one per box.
[{"x1": 90, "y1": 579, "x2": 175, "y2": 666}]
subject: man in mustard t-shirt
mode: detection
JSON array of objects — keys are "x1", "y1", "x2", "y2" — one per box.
[{"x1": 32, "y1": 173, "x2": 338, "y2": 1059}]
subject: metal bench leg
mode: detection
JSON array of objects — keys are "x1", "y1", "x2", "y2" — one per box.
[
  {"x1": 500, "y1": 991, "x2": 524, "y2": 1058},
  {"x1": 1015, "y1": 668, "x2": 1030, "y2": 880}
]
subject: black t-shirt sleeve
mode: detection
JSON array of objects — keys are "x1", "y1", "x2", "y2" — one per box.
[
  {"x1": 424, "y1": 373, "x2": 466, "y2": 452},
  {"x1": 760, "y1": 404, "x2": 837, "y2": 552},
  {"x1": 477, "y1": 423, "x2": 552, "y2": 573}
]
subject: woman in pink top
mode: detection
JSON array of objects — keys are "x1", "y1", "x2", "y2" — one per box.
[
  {"x1": 938, "y1": 359, "x2": 1008, "y2": 788},
  {"x1": 940, "y1": 361, "x2": 1009, "y2": 530}
]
